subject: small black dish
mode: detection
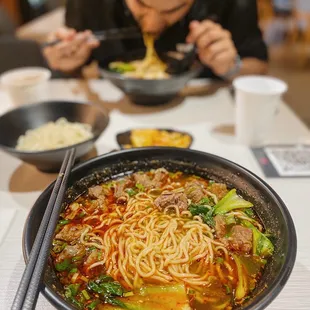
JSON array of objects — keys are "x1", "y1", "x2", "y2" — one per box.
[
  {"x1": 99, "y1": 49, "x2": 202, "y2": 106},
  {"x1": 116, "y1": 128, "x2": 194, "y2": 149},
  {"x1": 0, "y1": 100, "x2": 109, "y2": 172}
]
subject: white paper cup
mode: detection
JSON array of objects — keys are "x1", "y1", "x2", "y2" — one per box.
[
  {"x1": 233, "y1": 76, "x2": 288, "y2": 146},
  {"x1": 0, "y1": 67, "x2": 51, "y2": 106}
]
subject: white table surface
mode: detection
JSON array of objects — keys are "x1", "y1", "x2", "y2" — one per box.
[{"x1": 0, "y1": 79, "x2": 310, "y2": 309}]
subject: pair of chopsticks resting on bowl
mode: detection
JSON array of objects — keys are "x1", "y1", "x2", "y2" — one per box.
[
  {"x1": 11, "y1": 148, "x2": 76, "y2": 310},
  {"x1": 42, "y1": 26, "x2": 142, "y2": 48}
]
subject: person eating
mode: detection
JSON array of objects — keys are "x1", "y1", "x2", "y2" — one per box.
[{"x1": 43, "y1": 0, "x2": 268, "y2": 80}]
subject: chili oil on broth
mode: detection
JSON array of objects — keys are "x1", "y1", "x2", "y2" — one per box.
[{"x1": 51, "y1": 169, "x2": 274, "y2": 310}]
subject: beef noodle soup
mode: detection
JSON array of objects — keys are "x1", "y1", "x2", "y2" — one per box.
[{"x1": 51, "y1": 169, "x2": 274, "y2": 310}]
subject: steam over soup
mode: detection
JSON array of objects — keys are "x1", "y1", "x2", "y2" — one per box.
[{"x1": 52, "y1": 169, "x2": 274, "y2": 309}]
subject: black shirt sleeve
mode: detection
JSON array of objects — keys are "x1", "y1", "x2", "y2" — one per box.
[
  {"x1": 223, "y1": 0, "x2": 268, "y2": 61},
  {"x1": 65, "y1": 0, "x2": 91, "y2": 31}
]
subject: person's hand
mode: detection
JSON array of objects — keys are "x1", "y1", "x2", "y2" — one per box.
[
  {"x1": 186, "y1": 20, "x2": 238, "y2": 76},
  {"x1": 43, "y1": 27, "x2": 100, "y2": 73}
]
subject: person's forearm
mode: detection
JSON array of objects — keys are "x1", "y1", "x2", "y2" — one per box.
[{"x1": 229, "y1": 58, "x2": 268, "y2": 81}]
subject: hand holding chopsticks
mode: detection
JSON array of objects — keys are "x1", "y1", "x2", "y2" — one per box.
[
  {"x1": 42, "y1": 26, "x2": 142, "y2": 48},
  {"x1": 42, "y1": 26, "x2": 141, "y2": 73},
  {"x1": 11, "y1": 148, "x2": 76, "y2": 310}
]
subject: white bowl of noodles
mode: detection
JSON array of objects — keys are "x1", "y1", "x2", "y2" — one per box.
[{"x1": 0, "y1": 100, "x2": 109, "y2": 172}]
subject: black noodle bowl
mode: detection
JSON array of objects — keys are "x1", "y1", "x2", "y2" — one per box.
[
  {"x1": 23, "y1": 148, "x2": 297, "y2": 310},
  {"x1": 99, "y1": 49, "x2": 203, "y2": 106}
]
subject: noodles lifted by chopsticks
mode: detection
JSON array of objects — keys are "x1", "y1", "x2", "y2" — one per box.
[{"x1": 109, "y1": 34, "x2": 170, "y2": 79}]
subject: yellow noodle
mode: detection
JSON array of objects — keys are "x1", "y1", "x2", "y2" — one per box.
[
  {"x1": 66, "y1": 177, "x2": 262, "y2": 303},
  {"x1": 216, "y1": 263, "x2": 226, "y2": 282}
]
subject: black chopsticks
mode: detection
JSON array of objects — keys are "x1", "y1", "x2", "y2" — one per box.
[
  {"x1": 11, "y1": 148, "x2": 76, "y2": 310},
  {"x1": 42, "y1": 26, "x2": 142, "y2": 48}
]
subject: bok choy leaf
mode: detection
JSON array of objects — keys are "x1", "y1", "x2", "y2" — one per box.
[{"x1": 213, "y1": 189, "x2": 253, "y2": 215}]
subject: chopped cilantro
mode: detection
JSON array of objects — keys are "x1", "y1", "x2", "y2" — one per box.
[
  {"x1": 72, "y1": 256, "x2": 83, "y2": 263},
  {"x1": 125, "y1": 188, "x2": 137, "y2": 197},
  {"x1": 69, "y1": 267, "x2": 78, "y2": 274},
  {"x1": 199, "y1": 197, "x2": 210, "y2": 205},
  {"x1": 78, "y1": 211, "x2": 86, "y2": 218},
  {"x1": 244, "y1": 208, "x2": 255, "y2": 218},
  {"x1": 216, "y1": 257, "x2": 224, "y2": 264},
  {"x1": 224, "y1": 284, "x2": 231, "y2": 295},
  {"x1": 136, "y1": 183, "x2": 145, "y2": 192},
  {"x1": 59, "y1": 219, "x2": 70, "y2": 226}
]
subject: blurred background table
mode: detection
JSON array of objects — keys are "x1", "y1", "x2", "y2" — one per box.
[
  {"x1": 0, "y1": 79, "x2": 309, "y2": 309},
  {"x1": 5, "y1": 1, "x2": 309, "y2": 129}
]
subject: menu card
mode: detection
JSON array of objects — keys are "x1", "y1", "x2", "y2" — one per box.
[{"x1": 251, "y1": 145, "x2": 310, "y2": 178}]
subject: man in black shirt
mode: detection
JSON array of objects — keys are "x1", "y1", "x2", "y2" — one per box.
[{"x1": 44, "y1": 0, "x2": 268, "y2": 79}]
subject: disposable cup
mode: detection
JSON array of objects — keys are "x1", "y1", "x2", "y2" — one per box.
[
  {"x1": 0, "y1": 67, "x2": 51, "y2": 106},
  {"x1": 233, "y1": 75, "x2": 288, "y2": 146}
]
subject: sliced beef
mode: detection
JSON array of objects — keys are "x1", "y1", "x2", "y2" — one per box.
[
  {"x1": 228, "y1": 225, "x2": 253, "y2": 253},
  {"x1": 152, "y1": 168, "x2": 169, "y2": 187},
  {"x1": 133, "y1": 168, "x2": 169, "y2": 189},
  {"x1": 154, "y1": 192, "x2": 188, "y2": 212},
  {"x1": 84, "y1": 250, "x2": 100, "y2": 266},
  {"x1": 57, "y1": 244, "x2": 86, "y2": 262},
  {"x1": 114, "y1": 178, "x2": 134, "y2": 199},
  {"x1": 185, "y1": 181, "x2": 205, "y2": 203},
  {"x1": 133, "y1": 173, "x2": 153, "y2": 188},
  {"x1": 55, "y1": 224, "x2": 87, "y2": 242},
  {"x1": 88, "y1": 185, "x2": 103, "y2": 199},
  {"x1": 209, "y1": 183, "x2": 229, "y2": 200},
  {"x1": 88, "y1": 185, "x2": 106, "y2": 209},
  {"x1": 214, "y1": 215, "x2": 227, "y2": 238}
]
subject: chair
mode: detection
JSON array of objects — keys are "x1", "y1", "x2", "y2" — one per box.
[
  {"x1": 286, "y1": 1, "x2": 310, "y2": 65},
  {"x1": 0, "y1": 5, "x2": 16, "y2": 35},
  {"x1": 0, "y1": 36, "x2": 47, "y2": 74}
]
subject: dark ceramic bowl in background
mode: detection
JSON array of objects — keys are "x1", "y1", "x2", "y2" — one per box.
[
  {"x1": 99, "y1": 49, "x2": 202, "y2": 106},
  {"x1": 23, "y1": 148, "x2": 296, "y2": 310},
  {"x1": 0, "y1": 100, "x2": 109, "y2": 172},
  {"x1": 116, "y1": 128, "x2": 194, "y2": 149}
]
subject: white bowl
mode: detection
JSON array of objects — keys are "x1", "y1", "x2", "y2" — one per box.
[{"x1": 0, "y1": 67, "x2": 51, "y2": 106}]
